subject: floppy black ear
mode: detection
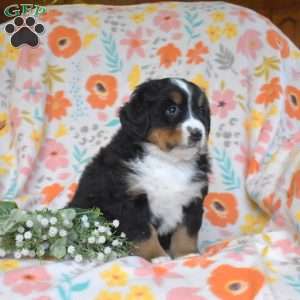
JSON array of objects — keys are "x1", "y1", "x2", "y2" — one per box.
[
  {"x1": 200, "y1": 92, "x2": 211, "y2": 136},
  {"x1": 119, "y1": 94, "x2": 150, "y2": 139}
]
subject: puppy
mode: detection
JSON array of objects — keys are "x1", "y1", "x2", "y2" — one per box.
[{"x1": 69, "y1": 78, "x2": 211, "y2": 260}]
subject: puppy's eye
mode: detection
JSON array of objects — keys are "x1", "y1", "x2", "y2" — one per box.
[{"x1": 166, "y1": 105, "x2": 180, "y2": 117}]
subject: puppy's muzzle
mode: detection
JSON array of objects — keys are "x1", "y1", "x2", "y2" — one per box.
[{"x1": 187, "y1": 126, "x2": 202, "y2": 145}]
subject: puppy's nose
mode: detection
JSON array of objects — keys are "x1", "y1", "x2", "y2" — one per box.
[{"x1": 188, "y1": 127, "x2": 202, "y2": 141}]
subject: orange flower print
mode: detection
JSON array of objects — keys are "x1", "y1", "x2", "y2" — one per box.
[
  {"x1": 45, "y1": 91, "x2": 71, "y2": 121},
  {"x1": 204, "y1": 240, "x2": 230, "y2": 257},
  {"x1": 40, "y1": 9, "x2": 62, "y2": 24},
  {"x1": 287, "y1": 170, "x2": 300, "y2": 208},
  {"x1": 157, "y1": 43, "x2": 181, "y2": 68},
  {"x1": 68, "y1": 183, "x2": 78, "y2": 200},
  {"x1": 285, "y1": 86, "x2": 300, "y2": 120},
  {"x1": 186, "y1": 41, "x2": 208, "y2": 64},
  {"x1": 183, "y1": 255, "x2": 213, "y2": 268},
  {"x1": 42, "y1": 183, "x2": 64, "y2": 205},
  {"x1": 48, "y1": 26, "x2": 81, "y2": 58},
  {"x1": 86, "y1": 74, "x2": 118, "y2": 109},
  {"x1": 208, "y1": 264, "x2": 265, "y2": 300},
  {"x1": 262, "y1": 193, "x2": 281, "y2": 214},
  {"x1": 267, "y1": 29, "x2": 289, "y2": 58},
  {"x1": 204, "y1": 193, "x2": 238, "y2": 227},
  {"x1": 247, "y1": 157, "x2": 260, "y2": 176},
  {"x1": 256, "y1": 77, "x2": 282, "y2": 104}
]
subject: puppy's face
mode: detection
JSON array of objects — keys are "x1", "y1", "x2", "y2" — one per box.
[{"x1": 120, "y1": 78, "x2": 210, "y2": 152}]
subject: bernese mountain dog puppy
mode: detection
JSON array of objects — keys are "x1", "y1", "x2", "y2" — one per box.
[{"x1": 69, "y1": 78, "x2": 210, "y2": 260}]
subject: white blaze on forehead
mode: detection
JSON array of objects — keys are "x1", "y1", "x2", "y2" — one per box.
[{"x1": 171, "y1": 78, "x2": 206, "y2": 145}]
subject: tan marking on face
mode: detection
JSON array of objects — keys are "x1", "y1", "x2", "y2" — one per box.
[
  {"x1": 170, "y1": 225, "x2": 198, "y2": 258},
  {"x1": 132, "y1": 225, "x2": 167, "y2": 260},
  {"x1": 148, "y1": 128, "x2": 182, "y2": 151},
  {"x1": 170, "y1": 91, "x2": 183, "y2": 105}
]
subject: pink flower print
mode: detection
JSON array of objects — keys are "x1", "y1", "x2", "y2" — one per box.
[
  {"x1": 258, "y1": 121, "x2": 273, "y2": 143},
  {"x1": 23, "y1": 80, "x2": 44, "y2": 103},
  {"x1": 167, "y1": 287, "x2": 205, "y2": 300},
  {"x1": 211, "y1": 89, "x2": 236, "y2": 118},
  {"x1": 230, "y1": 8, "x2": 254, "y2": 23},
  {"x1": 283, "y1": 132, "x2": 300, "y2": 150},
  {"x1": 3, "y1": 266, "x2": 52, "y2": 296},
  {"x1": 17, "y1": 47, "x2": 44, "y2": 71},
  {"x1": 10, "y1": 107, "x2": 21, "y2": 136},
  {"x1": 40, "y1": 139, "x2": 69, "y2": 171},
  {"x1": 120, "y1": 28, "x2": 146, "y2": 59},
  {"x1": 237, "y1": 30, "x2": 262, "y2": 60},
  {"x1": 153, "y1": 10, "x2": 181, "y2": 32},
  {"x1": 135, "y1": 261, "x2": 182, "y2": 284}
]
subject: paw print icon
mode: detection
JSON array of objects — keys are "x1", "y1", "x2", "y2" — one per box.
[{"x1": 5, "y1": 16, "x2": 44, "y2": 47}]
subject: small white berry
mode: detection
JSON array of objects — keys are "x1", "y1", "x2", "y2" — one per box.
[
  {"x1": 59, "y1": 229, "x2": 67, "y2": 237},
  {"x1": 94, "y1": 221, "x2": 100, "y2": 227},
  {"x1": 98, "y1": 226, "x2": 106, "y2": 233},
  {"x1": 112, "y1": 219, "x2": 120, "y2": 228},
  {"x1": 14, "y1": 251, "x2": 21, "y2": 259},
  {"x1": 112, "y1": 240, "x2": 119, "y2": 247},
  {"x1": 48, "y1": 226, "x2": 58, "y2": 237},
  {"x1": 120, "y1": 232, "x2": 126, "y2": 238},
  {"x1": 97, "y1": 236, "x2": 106, "y2": 244},
  {"x1": 37, "y1": 249, "x2": 45, "y2": 256},
  {"x1": 42, "y1": 234, "x2": 48, "y2": 240},
  {"x1": 88, "y1": 236, "x2": 96, "y2": 244},
  {"x1": 67, "y1": 246, "x2": 75, "y2": 254},
  {"x1": 97, "y1": 252, "x2": 104, "y2": 261},
  {"x1": 26, "y1": 220, "x2": 33, "y2": 228},
  {"x1": 63, "y1": 220, "x2": 71, "y2": 227},
  {"x1": 104, "y1": 246, "x2": 111, "y2": 255},
  {"x1": 0, "y1": 249, "x2": 6, "y2": 257},
  {"x1": 74, "y1": 254, "x2": 83, "y2": 262},
  {"x1": 16, "y1": 241, "x2": 23, "y2": 247},
  {"x1": 21, "y1": 248, "x2": 29, "y2": 256},
  {"x1": 15, "y1": 234, "x2": 23, "y2": 242},
  {"x1": 41, "y1": 218, "x2": 49, "y2": 227},
  {"x1": 50, "y1": 217, "x2": 57, "y2": 225},
  {"x1": 81, "y1": 215, "x2": 88, "y2": 222},
  {"x1": 83, "y1": 222, "x2": 90, "y2": 228},
  {"x1": 24, "y1": 231, "x2": 32, "y2": 240},
  {"x1": 107, "y1": 230, "x2": 112, "y2": 236},
  {"x1": 17, "y1": 226, "x2": 25, "y2": 233}
]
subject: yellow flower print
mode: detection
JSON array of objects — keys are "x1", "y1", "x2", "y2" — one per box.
[
  {"x1": 295, "y1": 211, "x2": 300, "y2": 222},
  {"x1": 240, "y1": 213, "x2": 269, "y2": 234},
  {"x1": 0, "y1": 168, "x2": 8, "y2": 175},
  {"x1": 86, "y1": 15, "x2": 101, "y2": 28},
  {"x1": 0, "y1": 154, "x2": 14, "y2": 166},
  {"x1": 0, "y1": 259, "x2": 20, "y2": 272},
  {"x1": 0, "y1": 32, "x2": 5, "y2": 45},
  {"x1": 0, "y1": 51, "x2": 6, "y2": 70},
  {"x1": 291, "y1": 50, "x2": 300, "y2": 59},
  {"x1": 131, "y1": 13, "x2": 145, "y2": 24},
  {"x1": 5, "y1": 44, "x2": 20, "y2": 61},
  {"x1": 128, "y1": 65, "x2": 141, "y2": 91},
  {"x1": 31, "y1": 129, "x2": 42, "y2": 149},
  {"x1": 244, "y1": 110, "x2": 265, "y2": 132},
  {"x1": 101, "y1": 264, "x2": 129, "y2": 287},
  {"x1": 224, "y1": 23, "x2": 238, "y2": 39},
  {"x1": 211, "y1": 11, "x2": 225, "y2": 22},
  {"x1": 206, "y1": 25, "x2": 222, "y2": 43},
  {"x1": 126, "y1": 285, "x2": 155, "y2": 300},
  {"x1": 144, "y1": 4, "x2": 158, "y2": 14},
  {"x1": 191, "y1": 73, "x2": 209, "y2": 93},
  {"x1": 0, "y1": 112, "x2": 9, "y2": 137},
  {"x1": 95, "y1": 290, "x2": 122, "y2": 300}
]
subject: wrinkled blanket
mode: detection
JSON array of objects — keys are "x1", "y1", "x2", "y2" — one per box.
[{"x1": 0, "y1": 1, "x2": 300, "y2": 299}]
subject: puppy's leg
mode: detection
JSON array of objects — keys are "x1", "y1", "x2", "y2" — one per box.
[
  {"x1": 132, "y1": 225, "x2": 168, "y2": 260},
  {"x1": 170, "y1": 224, "x2": 198, "y2": 258},
  {"x1": 170, "y1": 197, "x2": 204, "y2": 258}
]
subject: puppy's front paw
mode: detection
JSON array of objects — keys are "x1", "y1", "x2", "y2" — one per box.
[{"x1": 151, "y1": 256, "x2": 172, "y2": 264}]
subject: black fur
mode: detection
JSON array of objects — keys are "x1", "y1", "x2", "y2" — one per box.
[{"x1": 69, "y1": 78, "x2": 210, "y2": 251}]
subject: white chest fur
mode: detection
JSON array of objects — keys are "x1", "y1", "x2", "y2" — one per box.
[{"x1": 126, "y1": 144, "x2": 204, "y2": 235}]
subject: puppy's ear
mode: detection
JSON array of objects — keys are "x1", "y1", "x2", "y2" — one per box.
[
  {"x1": 199, "y1": 92, "x2": 211, "y2": 136},
  {"x1": 119, "y1": 93, "x2": 150, "y2": 138}
]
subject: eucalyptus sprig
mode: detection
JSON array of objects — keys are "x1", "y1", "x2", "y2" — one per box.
[{"x1": 0, "y1": 202, "x2": 131, "y2": 262}]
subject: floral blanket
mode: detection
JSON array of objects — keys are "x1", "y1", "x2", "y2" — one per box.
[{"x1": 0, "y1": 1, "x2": 300, "y2": 299}]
